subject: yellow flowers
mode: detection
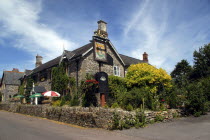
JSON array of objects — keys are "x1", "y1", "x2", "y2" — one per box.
[{"x1": 126, "y1": 63, "x2": 172, "y2": 93}]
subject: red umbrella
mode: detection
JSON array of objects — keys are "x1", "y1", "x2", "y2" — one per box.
[{"x1": 42, "y1": 91, "x2": 60, "y2": 97}]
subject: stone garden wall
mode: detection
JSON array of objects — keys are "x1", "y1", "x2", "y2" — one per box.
[{"x1": 0, "y1": 104, "x2": 183, "y2": 129}]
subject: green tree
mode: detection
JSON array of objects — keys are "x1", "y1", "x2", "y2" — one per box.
[
  {"x1": 185, "y1": 81, "x2": 208, "y2": 115},
  {"x1": 192, "y1": 43, "x2": 210, "y2": 79},
  {"x1": 0, "y1": 92, "x2": 2, "y2": 102},
  {"x1": 51, "y1": 62, "x2": 69, "y2": 95},
  {"x1": 125, "y1": 63, "x2": 172, "y2": 110},
  {"x1": 25, "y1": 76, "x2": 33, "y2": 103},
  {"x1": 18, "y1": 84, "x2": 25, "y2": 95},
  {"x1": 171, "y1": 59, "x2": 192, "y2": 87},
  {"x1": 108, "y1": 75, "x2": 127, "y2": 106}
]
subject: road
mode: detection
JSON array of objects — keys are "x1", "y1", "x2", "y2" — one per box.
[
  {"x1": 0, "y1": 110, "x2": 141, "y2": 140},
  {"x1": 0, "y1": 111, "x2": 210, "y2": 140}
]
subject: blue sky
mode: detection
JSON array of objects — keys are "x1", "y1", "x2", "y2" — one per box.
[{"x1": 0, "y1": 0, "x2": 210, "y2": 77}]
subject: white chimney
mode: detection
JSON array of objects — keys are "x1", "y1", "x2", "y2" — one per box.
[{"x1": 35, "y1": 54, "x2": 43, "y2": 68}]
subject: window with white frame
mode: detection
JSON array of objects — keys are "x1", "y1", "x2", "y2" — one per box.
[{"x1": 113, "y1": 66, "x2": 120, "y2": 76}]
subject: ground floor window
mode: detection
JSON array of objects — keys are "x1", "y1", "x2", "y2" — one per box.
[{"x1": 113, "y1": 66, "x2": 120, "y2": 76}]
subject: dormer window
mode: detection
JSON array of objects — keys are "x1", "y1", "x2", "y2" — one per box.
[{"x1": 113, "y1": 66, "x2": 120, "y2": 76}]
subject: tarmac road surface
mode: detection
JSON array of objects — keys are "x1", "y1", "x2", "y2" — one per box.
[
  {"x1": 116, "y1": 112, "x2": 210, "y2": 140},
  {"x1": 0, "y1": 110, "x2": 210, "y2": 140},
  {"x1": 0, "y1": 110, "x2": 142, "y2": 140}
]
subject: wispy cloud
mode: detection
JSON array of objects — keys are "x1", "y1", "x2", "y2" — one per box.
[
  {"x1": 0, "y1": 0, "x2": 209, "y2": 75},
  {"x1": 0, "y1": 0, "x2": 77, "y2": 62},
  {"x1": 121, "y1": 0, "x2": 210, "y2": 72}
]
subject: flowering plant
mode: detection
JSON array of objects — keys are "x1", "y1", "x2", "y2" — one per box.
[
  {"x1": 126, "y1": 63, "x2": 172, "y2": 93},
  {"x1": 82, "y1": 79, "x2": 99, "y2": 107},
  {"x1": 85, "y1": 79, "x2": 99, "y2": 84}
]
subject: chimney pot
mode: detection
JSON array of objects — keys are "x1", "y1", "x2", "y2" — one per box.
[
  {"x1": 36, "y1": 54, "x2": 43, "y2": 68},
  {"x1": 97, "y1": 20, "x2": 107, "y2": 32},
  {"x1": 12, "y1": 68, "x2": 19, "y2": 72},
  {"x1": 94, "y1": 20, "x2": 108, "y2": 38},
  {"x1": 143, "y1": 52, "x2": 148, "y2": 63}
]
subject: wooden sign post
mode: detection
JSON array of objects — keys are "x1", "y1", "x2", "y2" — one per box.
[
  {"x1": 95, "y1": 72, "x2": 108, "y2": 107},
  {"x1": 93, "y1": 36, "x2": 109, "y2": 107}
]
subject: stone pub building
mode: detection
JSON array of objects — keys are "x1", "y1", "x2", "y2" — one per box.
[
  {"x1": 30, "y1": 20, "x2": 148, "y2": 92},
  {"x1": 1, "y1": 20, "x2": 148, "y2": 103}
]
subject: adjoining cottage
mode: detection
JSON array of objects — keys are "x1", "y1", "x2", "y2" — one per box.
[
  {"x1": 0, "y1": 68, "x2": 24, "y2": 102},
  {"x1": 29, "y1": 20, "x2": 149, "y2": 91}
]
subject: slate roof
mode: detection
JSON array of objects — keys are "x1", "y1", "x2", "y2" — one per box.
[
  {"x1": 31, "y1": 42, "x2": 143, "y2": 74},
  {"x1": 63, "y1": 50, "x2": 75, "y2": 59},
  {"x1": 25, "y1": 70, "x2": 32, "y2": 76},
  {"x1": 69, "y1": 43, "x2": 92, "y2": 59},
  {"x1": 2, "y1": 71, "x2": 24, "y2": 85},
  {"x1": 33, "y1": 86, "x2": 46, "y2": 93},
  {"x1": 32, "y1": 56, "x2": 61, "y2": 74},
  {"x1": 119, "y1": 54, "x2": 144, "y2": 67},
  {"x1": 32, "y1": 43, "x2": 92, "y2": 74}
]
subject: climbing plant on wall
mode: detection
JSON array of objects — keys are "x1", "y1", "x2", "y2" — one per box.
[
  {"x1": 51, "y1": 62, "x2": 69, "y2": 95},
  {"x1": 0, "y1": 92, "x2": 2, "y2": 102},
  {"x1": 25, "y1": 76, "x2": 33, "y2": 103},
  {"x1": 18, "y1": 84, "x2": 25, "y2": 95}
]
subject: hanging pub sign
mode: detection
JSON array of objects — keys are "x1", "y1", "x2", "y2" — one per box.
[{"x1": 93, "y1": 39, "x2": 107, "y2": 62}]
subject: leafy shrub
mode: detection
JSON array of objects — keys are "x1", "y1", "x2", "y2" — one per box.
[
  {"x1": 0, "y1": 92, "x2": 2, "y2": 102},
  {"x1": 111, "y1": 111, "x2": 147, "y2": 130},
  {"x1": 51, "y1": 62, "x2": 69, "y2": 95},
  {"x1": 172, "y1": 112, "x2": 178, "y2": 118},
  {"x1": 126, "y1": 104, "x2": 133, "y2": 111},
  {"x1": 126, "y1": 63, "x2": 172, "y2": 93},
  {"x1": 111, "y1": 112, "x2": 121, "y2": 130},
  {"x1": 111, "y1": 102, "x2": 120, "y2": 108},
  {"x1": 185, "y1": 81, "x2": 208, "y2": 115},
  {"x1": 194, "y1": 111, "x2": 202, "y2": 117},
  {"x1": 60, "y1": 97, "x2": 66, "y2": 106},
  {"x1": 82, "y1": 91, "x2": 97, "y2": 107},
  {"x1": 52, "y1": 100, "x2": 62, "y2": 107},
  {"x1": 70, "y1": 95, "x2": 80, "y2": 106},
  {"x1": 122, "y1": 87, "x2": 148, "y2": 109},
  {"x1": 104, "y1": 104, "x2": 109, "y2": 108},
  {"x1": 200, "y1": 77, "x2": 210, "y2": 101},
  {"x1": 167, "y1": 87, "x2": 185, "y2": 109},
  {"x1": 81, "y1": 74, "x2": 98, "y2": 107},
  {"x1": 148, "y1": 119, "x2": 155, "y2": 124},
  {"x1": 107, "y1": 75, "x2": 127, "y2": 106},
  {"x1": 134, "y1": 111, "x2": 146, "y2": 128},
  {"x1": 155, "y1": 114, "x2": 164, "y2": 122}
]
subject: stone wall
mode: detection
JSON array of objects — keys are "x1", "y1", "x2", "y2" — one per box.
[
  {"x1": 68, "y1": 61, "x2": 78, "y2": 80},
  {"x1": 101, "y1": 43, "x2": 124, "y2": 77},
  {"x1": 38, "y1": 80, "x2": 51, "y2": 91},
  {"x1": 2, "y1": 85, "x2": 19, "y2": 102},
  {"x1": 0, "y1": 104, "x2": 183, "y2": 129}
]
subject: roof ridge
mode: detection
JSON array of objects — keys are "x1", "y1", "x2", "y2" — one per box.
[
  {"x1": 4, "y1": 71, "x2": 24, "y2": 73},
  {"x1": 35, "y1": 56, "x2": 61, "y2": 68},
  {"x1": 32, "y1": 56, "x2": 62, "y2": 73},
  {"x1": 119, "y1": 54, "x2": 141, "y2": 60}
]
